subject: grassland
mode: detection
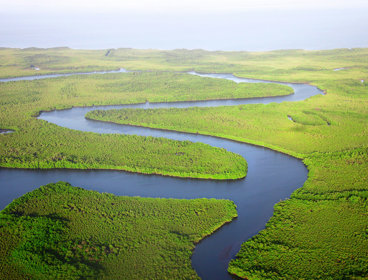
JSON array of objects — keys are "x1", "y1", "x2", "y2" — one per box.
[
  {"x1": 1, "y1": 71, "x2": 293, "y2": 179},
  {"x1": 82, "y1": 48, "x2": 368, "y2": 279},
  {"x1": 0, "y1": 182, "x2": 237, "y2": 279}
]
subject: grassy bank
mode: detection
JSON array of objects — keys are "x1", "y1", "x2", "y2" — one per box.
[{"x1": 0, "y1": 182, "x2": 237, "y2": 279}]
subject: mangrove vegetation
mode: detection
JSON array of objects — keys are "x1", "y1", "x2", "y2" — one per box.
[
  {"x1": 0, "y1": 182, "x2": 237, "y2": 279},
  {"x1": 1, "y1": 47, "x2": 368, "y2": 279},
  {"x1": 0, "y1": 71, "x2": 278, "y2": 179}
]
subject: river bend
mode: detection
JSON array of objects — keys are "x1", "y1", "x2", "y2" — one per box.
[{"x1": 0, "y1": 69, "x2": 323, "y2": 279}]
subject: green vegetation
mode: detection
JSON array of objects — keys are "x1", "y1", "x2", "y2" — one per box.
[
  {"x1": 0, "y1": 47, "x2": 122, "y2": 78},
  {"x1": 0, "y1": 182, "x2": 237, "y2": 279},
  {"x1": 228, "y1": 149, "x2": 368, "y2": 279},
  {"x1": 1, "y1": 47, "x2": 368, "y2": 278},
  {"x1": 0, "y1": 71, "x2": 276, "y2": 179},
  {"x1": 86, "y1": 80, "x2": 367, "y2": 158},
  {"x1": 83, "y1": 48, "x2": 368, "y2": 279},
  {"x1": 1, "y1": 47, "x2": 368, "y2": 79}
]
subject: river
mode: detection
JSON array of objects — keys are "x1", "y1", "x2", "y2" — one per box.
[{"x1": 0, "y1": 69, "x2": 323, "y2": 279}]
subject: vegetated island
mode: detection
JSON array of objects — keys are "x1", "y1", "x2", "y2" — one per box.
[{"x1": 0, "y1": 182, "x2": 237, "y2": 280}]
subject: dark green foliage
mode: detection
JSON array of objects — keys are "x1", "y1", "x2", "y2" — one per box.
[
  {"x1": 228, "y1": 199, "x2": 368, "y2": 280},
  {"x1": 0, "y1": 182, "x2": 237, "y2": 279},
  {"x1": 8, "y1": 215, "x2": 101, "y2": 279},
  {"x1": 228, "y1": 149, "x2": 368, "y2": 279}
]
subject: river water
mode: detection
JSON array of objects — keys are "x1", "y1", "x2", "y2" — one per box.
[{"x1": 0, "y1": 69, "x2": 323, "y2": 279}]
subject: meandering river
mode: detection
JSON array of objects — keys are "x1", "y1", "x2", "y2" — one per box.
[{"x1": 0, "y1": 69, "x2": 323, "y2": 279}]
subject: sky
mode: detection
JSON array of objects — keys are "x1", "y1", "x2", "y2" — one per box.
[
  {"x1": 3, "y1": 0, "x2": 368, "y2": 12},
  {"x1": 1, "y1": 0, "x2": 368, "y2": 51}
]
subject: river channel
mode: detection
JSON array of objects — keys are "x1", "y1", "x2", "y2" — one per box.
[{"x1": 0, "y1": 69, "x2": 323, "y2": 279}]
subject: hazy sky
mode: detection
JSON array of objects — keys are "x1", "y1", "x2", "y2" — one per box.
[
  {"x1": 3, "y1": 0, "x2": 368, "y2": 12},
  {"x1": 1, "y1": 0, "x2": 368, "y2": 51}
]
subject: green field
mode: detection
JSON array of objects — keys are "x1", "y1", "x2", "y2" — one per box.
[{"x1": 0, "y1": 182, "x2": 237, "y2": 279}]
